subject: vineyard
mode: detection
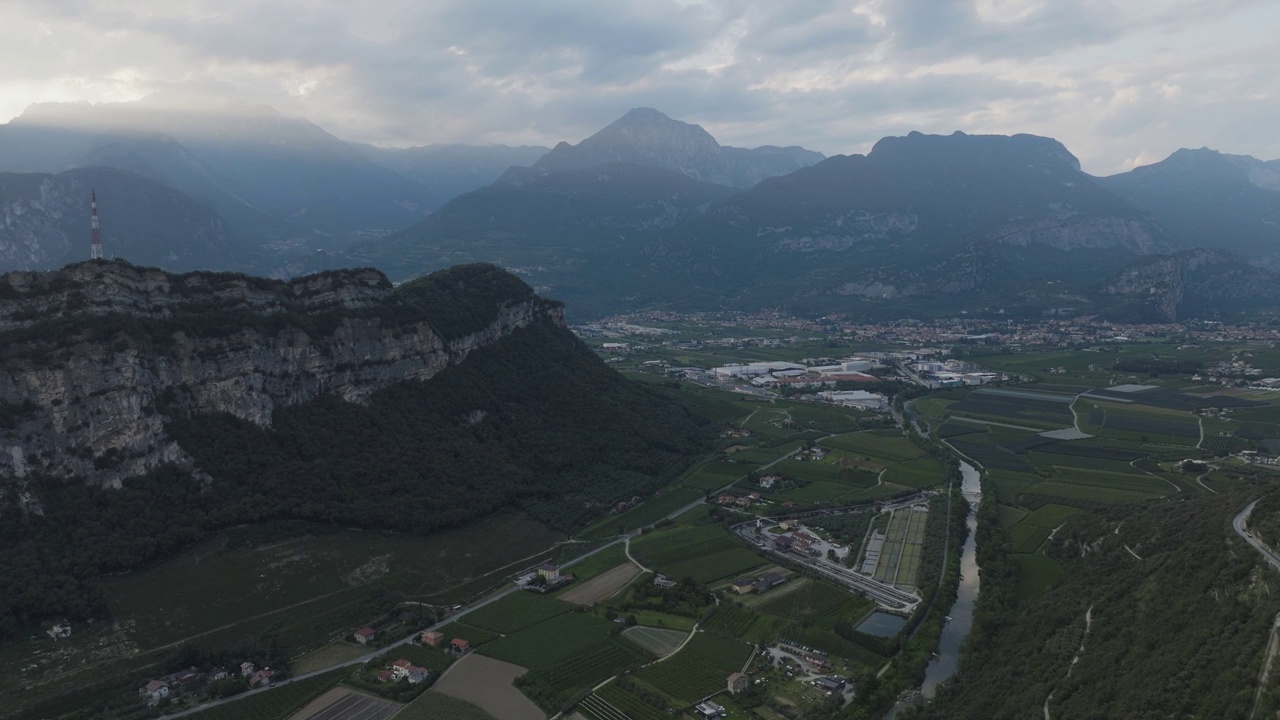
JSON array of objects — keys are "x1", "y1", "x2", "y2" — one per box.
[
  {"x1": 435, "y1": 621, "x2": 500, "y2": 646},
  {"x1": 478, "y1": 612, "x2": 618, "y2": 668},
  {"x1": 633, "y1": 632, "x2": 754, "y2": 705},
  {"x1": 756, "y1": 580, "x2": 861, "y2": 623},
  {"x1": 395, "y1": 691, "x2": 497, "y2": 720},
  {"x1": 522, "y1": 638, "x2": 649, "y2": 707},
  {"x1": 182, "y1": 667, "x2": 353, "y2": 720},
  {"x1": 462, "y1": 593, "x2": 572, "y2": 634},
  {"x1": 580, "y1": 683, "x2": 669, "y2": 720},
  {"x1": 702, "y1": 602, "x2": 783, "y2": 643}
]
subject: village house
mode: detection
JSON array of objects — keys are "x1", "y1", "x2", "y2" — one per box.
[
  {"x1": 239, "y1": 661, "x2": 256, "y2": 677},
  {"x1": 420, "y1": 630, "x2": 444, "y2": 647},
  {"x1": 729, "y1": 578, "x2": 756, "y2": 595},
  {"x1": 376, "y1": 669, "x2": 394, "y2": 683},
  {"x1": 248, "y1": 669, "x2": 273, "y2": 687},
  {"x1": 654, "y1": 574, "x2": 679, "y2": 588},
  {"x1": 209, "y1": 667, "x2": 229, "y2": 682},
  {"x1": 728, "y1": 672, "x2": 749, "y2": 693},
  {"x1": 451, "y1": 638, "x2": 471, "y2": 655},
  {"x1": 695, "y1": 700, "x2": 727, "y2": 719},
  {"x1": 391, "y1": 659, "x2": 413, "y2": 681},
  {"x1": 537, "y1": 562, "x2": 561, "y2": 582},
  {"x1": 758, "y1": 475, "x2": 779, "y2": 489},
  {"x1": 354, "y1": 627, "x2": 376, "y2": 645},
  {"x1": 140, "y1": 680, "x2": 169, "y2": 705},
  {"x1": 407, "y1": 666, "x2": 429, "y2": 684}
]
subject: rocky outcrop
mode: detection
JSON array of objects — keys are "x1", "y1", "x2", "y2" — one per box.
[
  {"x1": 0, "y1": 261, "x2": 563, "y2": 490},
  {"x1": 1103, "y1": 249, "x2": 1280, "y2": 320}
]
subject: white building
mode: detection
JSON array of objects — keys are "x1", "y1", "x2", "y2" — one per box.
[
  {"x1": 714, "y1": 362, "x2": 806, "y2": 378},
  {"x1": 823, "y1": 390, "x2": 888, "y2": 410}
]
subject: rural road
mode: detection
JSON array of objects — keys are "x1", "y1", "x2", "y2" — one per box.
[
  {"x1": 168, "y1": 439, "x2": 816, "y2": 718},
  {"x1": 1234, "y1": 499, "x2": 1280, "y2": 573}
]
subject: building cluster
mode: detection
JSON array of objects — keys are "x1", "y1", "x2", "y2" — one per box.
[
  {"x1": 516, "y1": 562, "x2": 574, "y2": 592},
  {"x1": 372, "y1": 657, "x2": 430, "y2": 685},
  {"x1": 728, "y1": 570, "x2": 787, "y2": 595},
  {"x1": 711, "y1": 360, "x2": 883, "y2": 390},
  {"x1": 909, "y1": 359, "x2": 1001, "y2": 387},
  {"x1": 138, "y1": 661, "x2": 265, "y2": 707}
]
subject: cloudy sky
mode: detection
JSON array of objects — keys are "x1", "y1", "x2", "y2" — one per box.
[{"x1": 2, "y1": 0, "x2": 1277, "y2": 174}]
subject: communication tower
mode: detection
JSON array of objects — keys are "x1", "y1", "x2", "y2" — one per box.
[{"x1": 90, "y1": 191, "x2": 104, "y2": 260}]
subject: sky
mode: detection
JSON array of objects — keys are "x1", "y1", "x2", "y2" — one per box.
[{"x1": 1, "y1": 0, "x2": 1278, "y2": 175}]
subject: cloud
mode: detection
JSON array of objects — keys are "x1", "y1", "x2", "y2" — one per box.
[{"x1": 0, "y1": 0, "x2": 1277, "y2": 173}]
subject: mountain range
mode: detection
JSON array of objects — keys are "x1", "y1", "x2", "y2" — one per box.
[{"x1": 2, "y1": 98, "x2": 1279, "y2": 321}]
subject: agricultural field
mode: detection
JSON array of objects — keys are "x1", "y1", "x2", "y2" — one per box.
[
  {"x1": 621, "y1": 626, "x2": 688, "y2": 657},
  {"x1": 629, "y1": 525, "x2": 766, "y2": 584},
  {"x1": 868, "y1": 506, "x2": 928, "y2": 589},
  {"x1": 633, "y1": 632, "x2": 755, "y2": 705},
  {"x1": 679, "y1": 461, "x2": 750, "y2": 490},
  {"x1": 756, "y1": 579, "x2": 869, "y2": 624},
  {"x1": 98, "y1": 514, "x2": 562, "y2": 654},
  {"x1": 580, "y1": 682, "x2": 668, "y2": 720},
  {"x1": 702, "y1": 603, "x2": 784, "y2": 644},
  {"x1": 821, "y1": 430, "x2": 925, "y2": 462},
  {"x1": 463, "y1": 593, "x2": 573, "y2": 634},
  {"x1": 577, "y1": 488, "x2": 704, "y2": 540},
  {"x1": 394, "y1": 691, "x2": 497, "y2": 720},
  {"x1": 182, "y1": 667, "x2": 354, "y2": 720},
  {"x1": 435, "y1": 622, "x2": 500, "y2": 647},
  {"x1": 559, "y1": 563, "x2": 641, "y2": 606},
  {"x1": 1021, "y1": 504, "x2": 1081, "y2": 528},
  {"x1": 288, "y1": 690, "x2": 399, "y2": 720},
  {"x1": 1010, "y1": 524, "x2": 1052, "y2": 553},
  {"x1": 478, "y1": 612, "x2": 619, "y2": 669},
  {"x1": 521, "y1": 638, "x2": 649, "y2": 708},
  {"x1": 882, "y1": 457, "x2": 948, "y2": 489},
  {"x1": 431, "y1": 654, "x2": 543, "y2": 720}
]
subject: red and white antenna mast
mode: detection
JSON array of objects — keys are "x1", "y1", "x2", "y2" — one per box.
[{"x1": 89, "y1": 191, "x2": 104, "y2": 260}]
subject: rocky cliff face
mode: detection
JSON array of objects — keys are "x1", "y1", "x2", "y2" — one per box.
[
  {"x1": 1103, "y1": 248, "x2": 1280, "y2": 320},
  {"x1": 0, "y1": 261, "x2": 563, "y2": 492}
]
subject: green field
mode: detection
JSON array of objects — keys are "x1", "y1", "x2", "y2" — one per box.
[
  {"x1": 882, "y1": 457, "x2": 948, "y2": 489},
  {"x1": 462, "y1": 593, "x2": 573, "y2": 634},
  {"x1": 997, "y1": 504, "x2": 1028, "y2": 528},
  {"x1": 395, "y1": 691, "x2": 497, "y2": 720},
  {"x1": 578, "y1": 488, "x2": 704, "y2": 539},
  {"x1": 628, "y1": 524, "x2": 760, "y2": 585},
  {"x1": 680, "y1": 461, "x2": 751, "y2": 490},
  {"x1": 1010, "y1": 523, "x2": 1052, "y2": 553},
  {"x1": 1024, "y1": 481, "x2": 1162, "y2": 505},
  {"x1": 181, "y1": 667, "x2": 353, "y2": 720},
  {"x1": 98, "y1": 515, "x2": 562, "y2": 653},
  {"x1": 477, "y1": 612, "x2": 619, "y2": 669},
  {"x1": 821, "y1": 431, "x2": 924, "y2": 462},
  {"x1": 1021, "y1": 504, "x2": 1081, "y2": 528},
  {"x1": 662, "y1": 548, "x2": 767, "y2": 584},
  {"x1": 435, "y1": 622, "x2": 500, "y2": 647},
  {"x1": 756, "y1": 579, "x2": 869, "y2": 623},
  {"x1": 522, "y1": 638, "x2": 649, "y2": 707},
  {"x1": 703, "y1": 603, "x2": 785, "y2": 643},
  {"x1": 582, "y1": 682, "x2": 670, "y2": 720},
  {"x1": 634, "y1": 632, "x2": 755, "y2": 705}
]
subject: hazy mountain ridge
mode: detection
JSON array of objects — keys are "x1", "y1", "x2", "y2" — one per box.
[
  {"x1": 534, "y1": 107, "x2": 824, "y2": 188},
  {"x1": 0, "y1": 166, "x2": 251, "y2": 274},
  {"x1": 358, "y1": 142, "x2": 551, "y2": 206}
]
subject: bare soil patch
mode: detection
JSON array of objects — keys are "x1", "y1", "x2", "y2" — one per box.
[
  {"x1": 287, "y1": 687, "x2": 401, "y2": 720},
  {"x1": 621, "y1": 626, "x2": 688, "y2": 658},
  {"x1": 559, "y1": 562, "x2": 641, "y2": 606},
  {"x1": 433, "y1": 653, "x2": 545, "y2": 720}
]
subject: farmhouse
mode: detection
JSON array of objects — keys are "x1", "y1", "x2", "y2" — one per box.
[
  {"x1": 354, "y1": 627, "x2": 376, "y2": 645},
  {"x1": 451, "y1": 638, "x2": 472, "y2": 654},
  {"x1": 376, "y1": 670, "x2": 393, "y2": 683},
  {"x1": 728, "y1": 672, "x2": 749, "y2": 693},
  {"x1": 239, "y1": 661, "x2": 256, "y2": 676},
  {"x1": 815, "y1": 676, "x2": 845, "y2": 692},
  {"x1": 537, "y1": 562, "x2": 561, "y2": 581},
  {"x1": 248, "y1": 669, "x2": 274, "y2": 687},
  {"x1": 407, "y1": 666, "x2": 429, "y2": 684},
  {"x1": 140, "y1": 680, "x2": 169, "y2": 705},
  {"x1": 391, "y1": 658, "x2": 413, "y2": 680},
  {"x1": 695, "y1": 700, "x2": 728, "y2": 718},
  {"x1": 420, "y1": 630, "x2": 445, "y2": 647},
  {"x1": 730, "y1": 578, "x2": 756, "y2": 595},
  {"x1": 654, "y1": 574, "x2": 679, "y2": 588}
]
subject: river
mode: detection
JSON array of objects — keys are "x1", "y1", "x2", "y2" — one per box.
[{"x1": 886, "y1": 460, "x2": 982, "y2": 717}]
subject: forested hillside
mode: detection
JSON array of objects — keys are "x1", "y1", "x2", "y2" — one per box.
[
  {"x1": 0, "y1": 262, "x2": 712, "y2": 640},
  {"x1": 908, "y1": 489, "x2": 1280, "y2": 719}
]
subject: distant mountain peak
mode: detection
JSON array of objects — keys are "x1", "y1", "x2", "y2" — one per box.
[
  {"x1": 535, "y1": 108, "x2": 822, "y2": 188},
  {"x1": 869, "y1": 130, "x2": 1081, "y2": 173}
]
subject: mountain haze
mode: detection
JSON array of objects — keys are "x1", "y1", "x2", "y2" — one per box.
[{"x1": 535, "y1": 107, "x2": 824, "y2": 188}]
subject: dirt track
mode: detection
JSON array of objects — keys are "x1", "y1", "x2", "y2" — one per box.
[{"x1": 559, "y1": 562, "x2": 641, "y2": 606}]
